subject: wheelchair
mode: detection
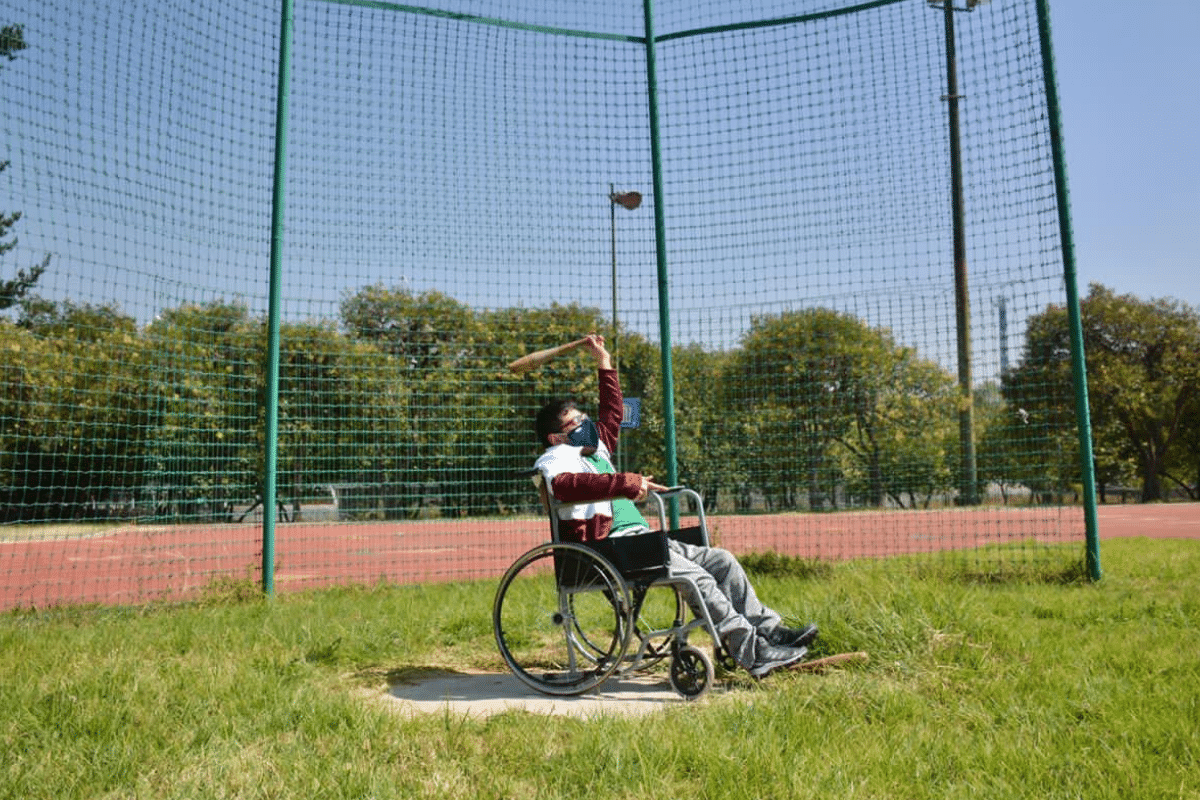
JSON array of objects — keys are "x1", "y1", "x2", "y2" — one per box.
[{"x1": 493, "y1": 475, "x2": 730, "y2": 699}]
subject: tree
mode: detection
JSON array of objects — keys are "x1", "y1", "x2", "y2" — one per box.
[
  {"x1": 669, "y1": 343, "x2": 738, "y2": 512},
  {"x1": 1, "y1": 301, "x2": 149, "y2": 521},
  {"x1": 722, "y1": 308, "x2": 959, "y2": 511},
  {"x1": 724, "y1": 310, "x2": 847, "y2": 511},
  {"x1": 1005, "y1": 284, "x2": 1200, "y2": 502},
  {"x1": 724, "y1": 310, "x2": 868, "y2": 509},
  {"x1": 835, "y1": 353, "x2": 957, "y2": 509},
  {"x1": 341, "y1": 285, "x2": 480, "y2": 372},
  {"x1": 142, "y1": 302, "x2": 260, "y2": 520},
  {"x1": 1171, "y1": 391, "x2": 1200, "y2": 500},
  {"x1": 1, "y1": 24, "x2": 49, "y2": 311},
  {"x1": 143, "y1": 302, "x2": 413, "y2": 522},
  {"x1": 264, "y1": 319, "x2": 410, "y2": 520}
]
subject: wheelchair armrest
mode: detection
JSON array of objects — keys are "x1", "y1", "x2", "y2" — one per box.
[{"x1": 646, "y1": 486, "x2": 707, "y2": 537}]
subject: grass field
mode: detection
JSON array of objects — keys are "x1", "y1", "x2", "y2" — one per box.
[{"x1": 2, "y1": 537, "x2": 1197, "y2": 800}]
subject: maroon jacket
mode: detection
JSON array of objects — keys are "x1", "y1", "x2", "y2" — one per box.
[{"x1": 535, "y1": 369, "x2": 643, "y2": 542}]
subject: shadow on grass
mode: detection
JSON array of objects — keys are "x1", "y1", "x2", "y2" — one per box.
[
  {"x1": 741, "y1": 544, "x2": 1092, "y2": 587},
  {"x1": 740, "y1": 552, "x2": 834, "y2": 580}
]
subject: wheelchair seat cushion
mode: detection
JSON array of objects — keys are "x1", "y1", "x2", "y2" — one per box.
[
  {"x1": 668, "y1": 525, "x2": 706, "y2": 548},
  {"x1": 589, "y1": 531, "x2": 670, "y2": 578}
]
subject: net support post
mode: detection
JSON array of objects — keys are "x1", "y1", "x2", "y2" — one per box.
[
  {"x1": 1036, "y1": 0, "x2": 1101, "y2": 580},
  {"x1": 263, "y1": 0, "x2": 297, "y2": 597},
  {"x1": 641, "y1": 0, "x2": 680, "y2": 528}
]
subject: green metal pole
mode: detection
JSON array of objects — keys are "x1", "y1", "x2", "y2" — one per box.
[
  {"x1": 1036, "y1": 0, "x2": 1101, "y2": 581},
  {"x1": 641, "y1": 0, "x2": 679, "y2": 528},
  {"x1": 263, "y1": 0, "x2": 295, "y2": 596}
]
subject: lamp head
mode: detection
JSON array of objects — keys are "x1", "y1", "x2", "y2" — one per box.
[{"x1": 610, "y1": 191, "x2": 642, "y2": 211}]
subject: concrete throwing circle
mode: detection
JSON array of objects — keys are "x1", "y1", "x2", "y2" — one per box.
[{"x1": 385, "y1": 670, "x2": 713, "y2": 719}]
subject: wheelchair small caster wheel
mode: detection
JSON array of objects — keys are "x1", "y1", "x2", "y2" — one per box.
[{"x1": 669, "y1": 644, "x2": 714, "y2": 699}]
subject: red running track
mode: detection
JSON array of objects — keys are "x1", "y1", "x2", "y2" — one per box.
[{"x1": 2, "y1": 503, "x2": 1196, "y2": 611}]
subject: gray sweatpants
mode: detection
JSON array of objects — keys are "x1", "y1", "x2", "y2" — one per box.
[{"x1": 666, "y1": 539, "x2": 783, "y2": 669}]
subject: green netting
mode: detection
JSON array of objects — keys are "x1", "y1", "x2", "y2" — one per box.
[{"x1": 0, "y1": 0, "x2": 1096, "y2": 608}]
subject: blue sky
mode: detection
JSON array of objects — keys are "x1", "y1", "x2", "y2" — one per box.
[
  {"x1": 5, "y1": 0, "x2": 1196, "y2": 344},
  {"x1": 1049, "y1": 0, "x2": 1200, "y2": 311}
]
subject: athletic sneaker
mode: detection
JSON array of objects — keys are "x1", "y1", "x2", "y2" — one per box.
[
  {"x1": 765, "y1": 623, "x2": 819, "y2": 649},
  {"x1": 747, "y1": 638, "x2": 808, "y2": 679}
]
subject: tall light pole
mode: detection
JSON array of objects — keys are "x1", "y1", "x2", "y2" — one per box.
[
  {"x1": 609, "y1": 186, "x2": 642, "y2": 473},
  {"x1": 609, "y1": 185, "x2": 642, "y2": 373},
  {"x1": 929, "y1": 0, "x2": 982, "y2": 505}
]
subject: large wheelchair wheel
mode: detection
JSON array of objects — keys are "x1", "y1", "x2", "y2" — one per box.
[{"x1": 493, "y1": 542, "x2": 634, "y2": 696}]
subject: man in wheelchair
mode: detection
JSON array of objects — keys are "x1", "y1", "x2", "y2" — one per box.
[{"x1": 533, "y1": 334, "x2": 817, "y2": 679}]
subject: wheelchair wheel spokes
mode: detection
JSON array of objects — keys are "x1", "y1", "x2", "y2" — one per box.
[{"x1": 493, "y1": 542, "x2": 632, "y2": 696}]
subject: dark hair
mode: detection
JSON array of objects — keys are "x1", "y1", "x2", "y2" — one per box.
[{"x1": 535, "y1": 399, "x2": 576, "y2": 448}]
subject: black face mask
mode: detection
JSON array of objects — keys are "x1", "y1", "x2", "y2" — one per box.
[{"x1": 566, "y1": 417, "x2": 600, "y2": 455}]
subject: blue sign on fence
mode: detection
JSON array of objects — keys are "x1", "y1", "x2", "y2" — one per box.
[{"x1": 621, "y1": 398, "x2": 641, "y2": 429}]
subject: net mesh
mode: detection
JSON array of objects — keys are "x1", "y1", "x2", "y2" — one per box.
[{"x1": 1, "y1": 0, "x2": 1089, "y2": 608}]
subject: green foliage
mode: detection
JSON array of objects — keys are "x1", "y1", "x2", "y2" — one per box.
[
  {"x1": 834, "y1": 347, "x2": 958, "y2": 509},
  {"x1": 670, "y1": 343, "x2": 736, "y2": 509},
  {"x1": 141, "y1": 302, "x2": 259, "y2": 519},
  {"x1": 0, "y1": 23, "x2": 25, "y2": 62},
  {"x1": 1, "y1": 23, "x2": 49, "y2": 312},
  {"x1": 1, "y1": 303, "x2": 150, "y2": 520},
  {"x1": 1002, "y1": 284, "x2": 1200, "y2": 501},
  {"x1": 725, "y1": 309, "x2": 858, "y2": 510},
  {"x1": 722, "y1": 309, "x2": 959, "y2": 511},
  {"x1": 5, "y1": 279, "x2": 1197, "y2": 523}
]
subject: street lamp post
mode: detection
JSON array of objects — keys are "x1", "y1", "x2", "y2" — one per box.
[
  {"x1": 929, "y1": 0, "x2": 981, "y2": 505},
  {"x1": 609, "y1": 185, "x2": 642, "y2": 473},
  {"x1": 608, "y1": 185, "x2": 642, "y2": 372}
]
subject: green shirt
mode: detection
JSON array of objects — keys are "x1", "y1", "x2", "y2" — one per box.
[{"x1": 584, "y1": 453, "x2": 648, "y2": 534}]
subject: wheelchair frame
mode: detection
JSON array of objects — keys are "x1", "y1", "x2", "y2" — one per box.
[{"x1": 492, "y1": 477, "x2": 730, "y2": 699}]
